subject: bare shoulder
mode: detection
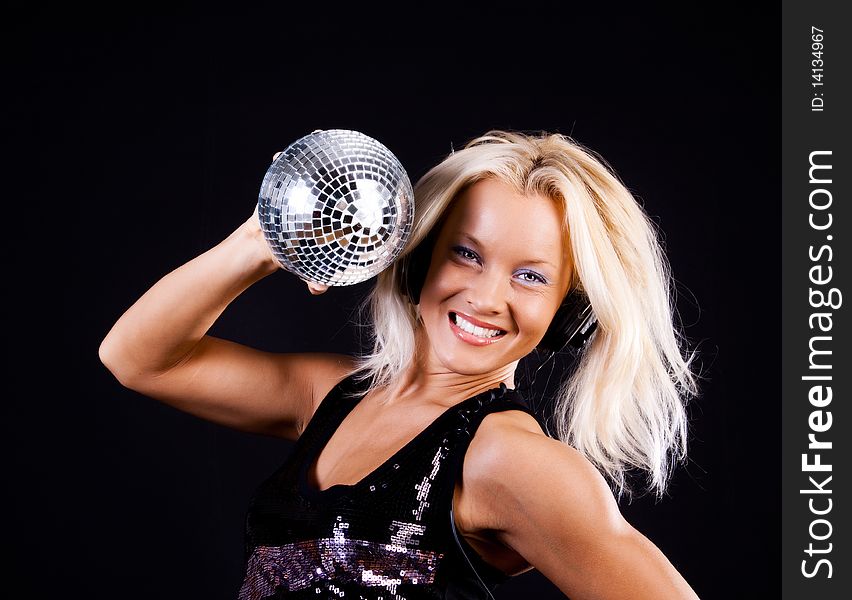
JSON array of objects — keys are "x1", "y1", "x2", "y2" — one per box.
[
  {"x1": 460, "y1": 407, "x2": 623, "y2": 535},
  {"x1": 459, "y1": 407, "x2": 701, "y2": 598}
]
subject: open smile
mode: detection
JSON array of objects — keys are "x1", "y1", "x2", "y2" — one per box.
[{"x1": 448, "y1": 311, "x2": 508, "y2": 346}]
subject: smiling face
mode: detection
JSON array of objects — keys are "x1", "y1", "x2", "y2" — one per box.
[{"x1": 415, "y1": 177, "x2": 573, "y2": 376}]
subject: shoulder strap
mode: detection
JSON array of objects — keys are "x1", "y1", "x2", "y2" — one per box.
[{"x1": 453, "y1": 385, "x2": 543, "y2": 441}]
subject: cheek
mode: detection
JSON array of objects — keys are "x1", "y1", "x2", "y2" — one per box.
[
  {"x1": 516, "y1": 301, "x2": 557, "y2": 337},
  {"x1": 421, "y1": 261, "x2": 465, "y2": 301}
]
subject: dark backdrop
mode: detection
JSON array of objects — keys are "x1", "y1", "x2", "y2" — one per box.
[{"x1": 9, "y1": 5, "x2": 779, "y2": 599}]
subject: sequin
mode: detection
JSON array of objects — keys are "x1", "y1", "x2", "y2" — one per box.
[
  {"x1": 239, "y1": 534, "x2": 442, "y2": 599},
  {"x1": 240, "y1": 374, "x2": 533, "y2": 598},
  {"x1": 411, "y1": 446, "x2": 446, "y2": 521}
]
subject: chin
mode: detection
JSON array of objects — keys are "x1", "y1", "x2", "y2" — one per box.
[
  {"x1": 434, "y1": 353, "x2": 498, "y2": 376},
  {"x1": 429, "y1": 335, "x2": 511, "y2": 375},
  {"x1": 438, "y1": 358, "x2": 505, "y2": 377}
]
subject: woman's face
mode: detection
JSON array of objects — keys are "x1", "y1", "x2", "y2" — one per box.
[{"x1": 417, "y1": 178, "x2": 573, "y2": 376}]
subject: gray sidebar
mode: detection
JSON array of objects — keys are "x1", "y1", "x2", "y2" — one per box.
[{"x1": 782, "y1": 1, "x2": 851, "y2": 598}]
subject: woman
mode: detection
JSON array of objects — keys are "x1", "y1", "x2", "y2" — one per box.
[{"x1": 99, "y1": 130, "x2": 700, "y2": 599}]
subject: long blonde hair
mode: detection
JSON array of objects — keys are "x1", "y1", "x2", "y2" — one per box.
[{"x1": 344, "y1": 130, "x2": 698, "y2": 498}]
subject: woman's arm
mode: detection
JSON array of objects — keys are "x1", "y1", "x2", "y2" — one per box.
[
  {"x1": 462, "y1": 413, "x2": 700, "y2": 600},
  {"x1": 98, "y1": 206, "x2": 350, "y2": 439}
]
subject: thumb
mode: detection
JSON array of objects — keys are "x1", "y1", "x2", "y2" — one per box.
[{"x1": 307, "y1": 282, "x2": 329, "y2": 295}]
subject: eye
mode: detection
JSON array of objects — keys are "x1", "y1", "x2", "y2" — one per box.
[
  {"x1": 452, "y1": 246, "x2": 480, "y2": 262},
  {"x1": 516, "y1": 270, "x2": 548, "y2": 285}
]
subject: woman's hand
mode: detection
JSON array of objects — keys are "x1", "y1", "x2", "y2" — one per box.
[
  {"x1": 459, "y1": 414, "x2": 701, "y2": 600},
  {"x1": 242, "y1": 150, "x2": 329, "y2": 295}
]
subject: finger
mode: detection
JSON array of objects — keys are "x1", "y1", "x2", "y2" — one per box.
[
  {"x1": 272, "y1": 151, "x2": 283, "y2": 161},
  {"x1": 307, "y1": 282, "x2": 329, "y2": 295}
]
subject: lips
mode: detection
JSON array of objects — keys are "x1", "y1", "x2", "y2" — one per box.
[{"x1": 448, "y1": 311, "x2": 508, "y2": 346}]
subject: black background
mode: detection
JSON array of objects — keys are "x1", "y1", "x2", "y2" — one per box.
[{"x1": 8, "y1": 5, "x2": 779, "y2": 599}]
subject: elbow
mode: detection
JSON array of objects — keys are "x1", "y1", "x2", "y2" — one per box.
[
  {"x1": 98, "y1": 334, "x2": 116, "y2": 373},
  {"x1": 98, "y1": 334, "x2": 139, "y2": 388}
]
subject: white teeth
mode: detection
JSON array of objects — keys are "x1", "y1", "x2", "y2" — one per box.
[{"x1": 452, "y1": 313, "x2": 503, "y2": 338}]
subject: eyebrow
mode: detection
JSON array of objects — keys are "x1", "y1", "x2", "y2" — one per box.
[{"x1": 459, "y1": 232, "x2": 559, "y2": 270}]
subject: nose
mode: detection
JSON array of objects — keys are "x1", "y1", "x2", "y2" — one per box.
[{"x1": 466, "y1": 268, "x2": 509, "y2": 315}]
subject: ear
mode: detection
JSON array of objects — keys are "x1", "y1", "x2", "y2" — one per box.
[{"x1": 537, "y1": 289, "x2": 598, "y2": 353}]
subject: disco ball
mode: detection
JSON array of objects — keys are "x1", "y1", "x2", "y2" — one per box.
[{"x1": 257, "y1": 129, "x2": 414, "y2": 286}]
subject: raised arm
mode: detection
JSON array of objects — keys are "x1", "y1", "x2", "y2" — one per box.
[
  {"x1": 98, "y1": 202, "x2": 351, "y2": 440},
  {"x1": 461, "y1": 413, "x2": 701, "y2": 600}
]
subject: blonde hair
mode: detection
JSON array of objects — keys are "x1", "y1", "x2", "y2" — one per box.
[{"x1": 344, "y1": 130, "x2": 698, "y2": 498}]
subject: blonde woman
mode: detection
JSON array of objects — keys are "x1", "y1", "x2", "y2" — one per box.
[{"x1": 100, "y1": 130, "x2": 700, "y2": 599}]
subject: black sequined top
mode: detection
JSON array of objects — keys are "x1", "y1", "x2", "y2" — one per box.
[{"x1": 239, "y1": 372, "x2": 542, "y2": 599}]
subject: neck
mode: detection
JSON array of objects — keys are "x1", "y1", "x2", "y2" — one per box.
[{"x1": 376, "y1": 327, "x2": 518, "y2": 409}]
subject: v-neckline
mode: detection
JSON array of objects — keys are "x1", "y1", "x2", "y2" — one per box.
[{"x1": 298, "y1": 378, "x2": 504, "y2": 502}]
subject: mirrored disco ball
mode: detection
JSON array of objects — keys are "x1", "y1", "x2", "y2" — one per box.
[{"x1": 257, "y1": 129, "x2": 414, "y2": 286}]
